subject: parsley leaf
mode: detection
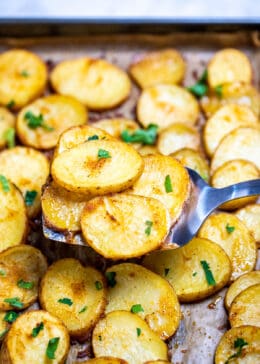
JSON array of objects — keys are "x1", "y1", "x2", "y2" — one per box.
[
  {"x1": 79, "y1": 305, "x2": 88, "y2": 314},
  {"x1": 226, "y1": 224, "x2": 235, "y2": 234},
  {"x1": 200, "y1": 260, "x2": 216, "y2": 286},
  {"x1": 17, "y1": 279, "x2": 34, "y2": 290},
  {"x1": 32, "y1": 322, "x2": 44, "y2": 337},
  {"x1": 164, "y1": 175, "x2": 173, "y2": 193},
  {"x1": 164, "y1": 268, "x2": 170, "y2": 277},
  {"x1": 25, "y1": 190, "x2": 37, "y2": 206},
  {"x1": 121, "y1": 124, "x2": 158, "y2": 145},
  {"x1": 215, "y1": 85, "x2": 223, "y2": 98},
  {"x1": 4, "y1": 311, "x2": 18, "y2": 323},
  {"x1": 0, "y1": 175, "x2": 10, "y2": 192},
  {"x1": 136, "y1": 327, "x2": 141, "y2": 337},
  {"x1": 46, "y1": 337, "x2": 60, "y2": 359},
  {"x1": 57, "y1": 297, "x2": 73, "y2": 306},
  {"x1": 225, "y1": 337, "x2": 248, "y2": 364},
  {"x1": 187, "y1": 70, "x2": 208, "y2": 98},
  {"x1": 106, "y1": 271, "x2": 117, "y2": 287},
  {"x1": 24, "y1": 111, "x2": 54, "y2": 131},
  {"x1": 4, "y1": 297, "x2": 24, "y2": 309},
  {"x1": 131, "y1": 304, "x2": 144, "y2": 314},
  {"x1": 87, "y1": 135, "x2": 99, "y2": 141},
  {"x1": 145, "y1": 220, "x2": 153, "y2": 236},
  {"x1": 20, "y1": 70, "x2": 29, "y2": 77},
  {"x1": 98, "y1": 149, "x2": 111, "y2": 159},
  {"x1": 3, "y1": 127, "x2": 15, "y2": 148},
  {"x1": 95, "y1": 281, "x2": 103, "y2": 290},
  {"x1": 6, "y1": 100, "x2": 15, "y2": 109},
  {"x1": 0, "y1": 269, "x2": 6, "y2": 276},
  {"x1": 192, "y1": 272, "x2": 197, "y2": 277}
]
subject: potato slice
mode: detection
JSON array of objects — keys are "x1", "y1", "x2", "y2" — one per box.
[
  {"x1": 201, "y1": 82, "x2": 260, "y2": 118},
  {"x1": 105, "y1": 263, "x2": 180, "y2": 340},
  {"x1": 94, "y1": 118, "x2": 140, "y2": 139},
  {"x1": 215, "y1": 325, "x2": 260, "y2": 364},
  {"x1": 171, "y1": 148, "x2": 210, "y2": 182},
  {"x1": 0, "y1": 179, "x2": 27, "y2": 253},
  {"x1": 203, "y1": 104, "x2": 258, "y2": 157},
  {"x1": 235, "y1": 204, "x2": 260, "y2": 247},
  {"x1": 81, "y1": 194, "x2": 168, "y2": 259},
  {"x1": 229, "y1": 284, "x2": 260, "y2": 327},
  {"x1": 143, "y1": 237, "x2": 231, "y2": 302},
  {"x1": 0, "y1": 310, "x2": 70, "y2": 364},
  {"x1": 51, "y1": 140, "x2": 144, "y2": 195},
  {"x1": 17, "y1": 95, "x2": 87, "y2": 150},
  {"x1": 42, "y1": 181, "x2": 89, "y2": 232},
  {"x1": 198, "y1": 213, "x2": 257, "y2": 281},
  {"x1": 39, "y1": 258, "x2": 107, "y2": 339},
  {"x1": 207, "y1": 48, "x2": 252, "y2": 89},
  {"x1": 129, "y1": 49, "x2": 185, "y2": 89},
  {"x1": 210, "y1": 127, "x2": 260, "y2": 173},
  {"x1": 225, "y1": 271, "x2": 260, "y2": 310},
  {"x1": 211, "y1": 159, "x2": 259, "y2": 210},
  {"x1": 144, "y1": 361, "x2": 171, "y2": 364},
  {"x1": 0, "y1": 108, "x2": 15, "y2": 150},
  {"x1": 75, "y1": 359, "x2": 128, "y2": 364},
  {"x1": 127, "y1": 154, "x2": 190, "y2": 222},
  {"x1": 137, "y1": 85, "x2": 199, "y2": 130},
  {"x1": 50, "y1": 58, "x2": 131, "y2": 110},
  {"x1": 92, "y1": 311, "x2": 168, "y2": 364},
  {"x1": 0, "y1": 245, "x2": 47, "y2": 311},
  {"x1": 157, "y1": 123, "x2": 200, "y2": 155},
  {"x1": 0, "y1": 311, "x2": 9, "y2": 342},
  {"x1": 138, "y1": 145, "x2": 159, "y2": 156},
  {"x1": 0, "y1": 49, "x2": 47, "y2": 110}
]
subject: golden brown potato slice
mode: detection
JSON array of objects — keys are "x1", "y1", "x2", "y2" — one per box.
[
  {"x1": 215, "y1": 325, "x2": 260, "y2": 364},
  {"x1": 235, "y1": 204, "x2": 260, "y2": 247},
  {"x1": 157, "y1": 123, "x2": 200, "y2": 155},
  {"x1": 211, "y1": 159, "x2": 259, "y2": 210},
  {"x1": 0, "y1": 108, "x2": 15, "y2": 150},
  {"x1": 17, "y1": 95, "x2": 87, "y2": 150},
  {"x1": 0, "y1": 310, "x2": 70, "y2": 364},
  {"x1": 171, "y1": 148, "x2": 210, "y2": 182},
  {"x1": 207, "y1": 48, "x2": 252, "y2": 89},
  {"x1": 198, "y1": 213, "x2": 257, "y2": 282},
  {"x1": 229, "y1": 284, "x2": 260, "y2": 327},
  {"x1": 94, "y1": 118, "x2": 139, "y2": 139},
  {"x1": 0, "y1": 311, "x2": 9, "y2": 342},
  {"x1": 50, "y1": 58, "x2": 131, "y2": 110},
  {"x1": 201, "y1": 82, "x2": 260, "y2": 118},
  {"x1": 127, "y1": 154, "x2": 190, "y2": 222},
  {"x1": 0, "y1": 245, "x2": 47, "y2": 311},
  {"x1": 203, "y1": 104, "x2": 258, "y2": 157},
  {"x1": 137, "y1": 145, "x2": 159, "y2": 156},
  {"x1": 39, "y1": 258, "x2": 107, "y2": 339},
  {"x1": 51, "y1": 140, "x2": 144, "y2": 195},
  {"x1": 0, "y1": 178, "x2": 27, "y2": 253},
  {"x1": 143, "y1": 237, "x2": 231, "y2": 302},
  {"x1": 210, "y1": 127, "x2": 260, "y2": 174},
  {"x1": 92, "y1": 311, "x2": 168, "y2": 364},
  {"x1": 225, "y1": 271, "x2": 260, "y2": 310},
  {"x1": 144, "y1": 361, "x2": 171, "y2": 364},
  {"x1": 75, "y1": 359, "x2": 128, "y2": 364},
  {"x1": 0, "y1": 146, "x2": 49, "y2": 218},
  {"x1": 81, "y1": 194, "x2": 168, "y2": 259},
  {"x1": 137, "y1": 85, "x2": 199, "y2": 130},
  {"x1": 0, "y1": 49, "x2": 47, "y2": 110},
  {"x1": 105, "y1": 263, "x2": 180, "y2": 340},
  {"x1": 129, "y1": 49, "x2": 185, "y2": 89},
  {"x1": 41, "y1": 181, "x2": 89, "y2": 232}
]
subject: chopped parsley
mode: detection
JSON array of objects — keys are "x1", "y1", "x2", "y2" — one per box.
[
  {"x1": 97, "y1": 149, "x2": 111, "y2": 159},
  {"x1": 57, "y1": 297, "x2": 73, "y2": 306},
  {"x1": 131, "y1": 304, "x2": 144, "y2": 314},
  {"x1": 0, "y1": 269, "x2": 6, "y2": 276},
  {"x1": 164, "y1": 268, "x2": 170, "y2": 277},
  {"x1": 215, "y1": 84, "x2": 223, "y2": 98},
  {"x1": 192, "y1": 272, "x2": 197, "y2": 277},
  {"x1": 106, "y1": 271, "x2": 117, "y2": 287},
  {"x1": 6, "y1": 100, "x2": 15, "y2": 109},
  {"x1": 95, "y1": 281, "x2": 103, "y2": 290},
  {"x1": 136, "y1": 327, "x2": 141, "y2": 337},
  {"x1": 24, "y1": 111, "x2": 54, "y2": 131},
  {"x1": 32, "y1": 322, "x2": 44, "y2": 337},
  {"x1": 187, "y1": 70, "x2": 208, "y2": 98},
  {"x1": 4, "y1": 311, "x2": 18, "y2": 323},
  {"x1": 145, "y1": 220, "x2": 153, "y2": 236},
  {"x1": 79, "y1": 305, "x2": 88, "y2": 314},
  {"x1": 87, "y1": 135, "x2": 99, "y2": 141},
  {"x1": 0, "y1": 175, "x2": 10, "y2": 192},
  {"x1": 4, "y1": 297, "x2": 24, "y2": 309},
  {"x1": 46, "y1": 337, "x2": 60, "y2": 359},
  {"x1": 225, "y1": 338, "x2": 248, "y2": 364},
  {"x1": 226, "y1": 224, "x2": 235, "y2": 234},
  {"x1": 121, "y1": 124, "x2": 158, "y2": 145},
  {"x1": 200, "y1": 260, "x2": 216, "y2": 286},
  {"x1": 164, "y1": 175, "x2": 173, "y2": 193},
  {"x1": 25, "y1": 190, "x2": 37, "y2": 206},
  {"x1": 3, "y1": 127, "x2": 15, "y2": 148},
  {"x1": 17, "y1": 279, "x2": 34, "y2": 290},
  {"x1": 20, "y1": 70, "x2": 29, "y2": 77}
]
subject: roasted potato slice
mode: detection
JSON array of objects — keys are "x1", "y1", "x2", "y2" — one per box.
[
  {"x1": 198, "y1": 213, "x2": 257, "y2": 281},
  {"x1": 17, "y1": 95, "x2": 87, "y2": 150},
  {"x1": 0, "y1": 146, "x2": 49, "y2": 218},
  {"x1": 157, "y1": 123, "x2": 200, "y2": 155},
  {"x1": 210, "y1": 127, "x2": 260, "y2": 173},
  {"x1": 203, "y1": 104, "x2": 258, "y2": 157},
  {"x1": 0, "y1": 245, "x2": 47, "y2": 311},
  {"x1": 51, "y1": 140, "x2": 144, "y2": 195},
  {"x1": 39, "y1": 258, "x2": 107, "y2": 339},
  {"x1": 201, "y1": 82, "x2": 260, "y2": 118},
  {"x1": 207, "y1": 48, "x2": 252, "y2": 89},
  {"x1": 229, "y1": 284, "x2": 260, "y2": 327},
  {"x1": 211, "y1": 159, "x2": 259, "y2": 210},
  {"x1": 0, "y1": 108, "x2": 15, "y2": 150},
  {"x1": 225, "y1": 271, "x2": 260, "y2": 310},
  {"x1": 105, "y1": 263, "x2": 181, "y2": 340},
  {"x1": 0, "y1": 49, "x2": 47, "y2": 110},
  {"x1": 235, "y1": 204, "x2": 260, "y2": 247},
  {"x1": 92, "y1": 311, "x2": 168, "y2": 364},
  {"x1": 75, "y1": 359, "x2": 128, "y2": 364},
  {"x1": 129, "y1": 49, "x2": 185, "y2": 89},
  {"x1": 215, "y1": 325, "x2": 260, "y2": 364},
  {"x1": 143, "y1": 237, "x2": 231, "y2": 302},
  {"x1": 144, "y1": 361, "x2": 171, "y2": 364},
  {"x1": 41, "y1": 181, "x2": 89, "y2": 232},
  {"x1": 137, "y1": 145, "x2": 159, "y2": 156},
  {"x1": 94, "y1": 118, "x2": 139, "y2": 139},
  {"x1": 0, "y1": 310, "x2": 70, "y2": 364},
  {"x1": 137, "y1": 85, "x2": 199, "y2": 130},
  {"x1": 171, "y1": 148, "x2": 210, "y2": 182},
  {"x1": 0, "y1": 178, "x2": 27, "y2": 253},
  {"x1": 0, "y1": 311, "x2": 9, "y2": 342},
  {"x1": 81, "y1": 194, "x2": 168, "y2": 259},
  {"x1": 50, "y1": 58, "x2": 131, "y2": 110},
  {"x1": 127, "y1": 154, "x2": 190, "y2": 222}
]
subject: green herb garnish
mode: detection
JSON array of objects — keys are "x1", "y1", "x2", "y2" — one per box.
[
  {"x1": 226, "y1": 224, "x2": 235, "y2": 234},
  {"x1": 57, "y1": 297, "x2": 73, "y2": 306},
  {"x1": 106, "y1": 271, "x2": 117, "y2": 287},
  {"x1": 97, "y1": 149, "x2": 111, "y2": 159},
  {"x1": 20, "y1": 70, "x2": 29, "y2": 77},
  {"x1": 79, "y1": 305, "x2": 88, "y2": 314},
  {"x1": 136, "y1": 327, "x2": 141, "y2": 337},
  {"x1": 4, "y1": 297, "x2": 24, "y2": 309},
  {"x1": 215, "y1": 84, "x2": 223, "y2": 98},
  {"x1": 225, "y1": 338, "x2": 248, "y2": 364},
  {"x1": 87, "y1": 135, "x2": 99, "y2": 141},
  {"x1": 95, "y1": 281, "x2": 103, "y2": 290},
  {"x1": 3, "y1": 127, "x2": 15, "y2": 148},
  {"x1": 121, "y1": 124, "x2": 158, "y2": 145},
  {"x1": 46, "y1": 337, "x2": 60, "y2": 359},
  {"x1": 24, "y1": 111, "x2": 54, "y2": 131},
  {"x1": 164, "y1": 175, "x2": 173, "y2": 193},
  {"x1": 32, "y1": 322, "x2": 44, "y2": 337},
  {"x1": 0, "y1": 175, "x2": 10, "y2": 192},
  {"x1": 17, "y1": 279, "x2": 34, "y2": 290},
  {"x1": 164, "y1": 268, "x2": 170, "y2": 277},
  {"x1": 4, "y1": 311, "x2": 18, "y2": 323},
  {"x1": 200, "y1": 260, "x2": 216, "y2": 286},
  {"x1": 145, "y1": 220, "x2": 153, "y2": 236},
  {"x1": 131, "y1": 304, "x2": 144, "y2": 314},
  {"x1": 0, "y1": 269, "x2": 6, "y2": 276},
  {"x1": 192, "y1": 272, "x2": 197, "y2": 277},
  {"x1": 6, "y1": 100, "x2": 15, "y2": 109},
  {"x1": 25, "y1": 190, "x2": 37, "y2": 206},
  {"x1": 187, "y1": 70, "x2": 208, "y2": 98}
]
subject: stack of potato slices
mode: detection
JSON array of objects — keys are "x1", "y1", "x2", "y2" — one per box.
[{"x1": 0, "y1": 47, "x2": 259, "y2": 363}]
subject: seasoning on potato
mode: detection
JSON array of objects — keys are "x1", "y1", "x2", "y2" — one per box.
[{"x1": 0, "y1": 107, "x2": 16, "y2": 150}]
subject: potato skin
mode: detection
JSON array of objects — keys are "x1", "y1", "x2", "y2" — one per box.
[{"x1": 0, "y1": 107, "x2": 16, "y2": 150}]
